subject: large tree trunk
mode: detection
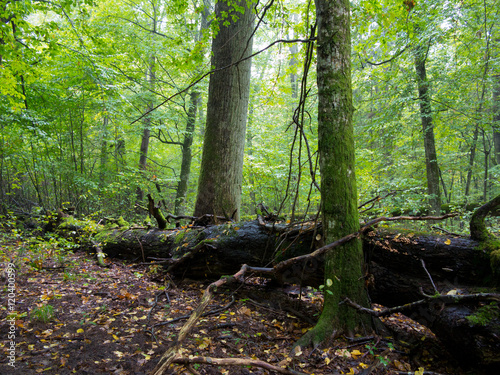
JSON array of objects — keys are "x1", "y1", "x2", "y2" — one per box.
[
  {"x1": 414, "y1": 41, "x2": 441, "y2": 215},
  {"x1": 364, "y1": 230, "x2": 490, "y2": 305},
  {"x1": 193, "y1": 0, "x2": 255, "y2": 221},
  {"x1": 296, "y1": 0, "x2": 371, "y2": 349}
]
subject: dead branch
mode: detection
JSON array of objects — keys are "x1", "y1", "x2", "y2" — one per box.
[
  {"x1": 150, "y1": 265, "x2": 250, "y2": 375},
  {"x1": 420, "y1": 259, "x2": 439, "y2": 294},
  {"x1": 342, "y1": 292, "x2": 500, "y2": 318},
  {"x1": 172, "y1": 356, "x2": 308, "y2": 375},
  {"x1": 147, "y1": 194, "x2": 167, "y2": 230},
  {"x1": 91, "y1": 240, "x2": 108, "y2": 267},
  {"x1": 274, "y1": 213, "x2": 458, "y2": 275}
]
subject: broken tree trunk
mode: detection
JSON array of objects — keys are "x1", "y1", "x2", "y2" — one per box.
[
  {"x1": 470, "y1": 193, "x2": 500, "y2": 241},
  {"x1": 363, "y1": 229, "x2": 492, "y2": 306},
  {"x1": 92, "y1": 217, "x2": 496, "y2": 296},
  {"x1": 93, "y1": 220, "x2": 322, "y2": 284},
  {"x1": 89, "y1": 215, "x2": 500, "y2": 369}
]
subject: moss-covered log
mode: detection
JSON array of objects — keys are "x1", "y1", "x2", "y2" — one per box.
[
  {"x1": 92, "y1": 220, "x2": 321, "y2": 283},
  {"x1": 470, "y1": 194, "x2": 500, "y2": 241},
  {"x1": 90, "y1": 220, "x2": 495, "y2": 294},
  {"x1": 363, "y1": 230, "x2": 493, "y2": 306}
]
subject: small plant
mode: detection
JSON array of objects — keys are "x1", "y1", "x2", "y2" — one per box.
[
  {"x1": 31, "y1": 305, "x2": 55, "y2": 323},
  {"x1": 365, "y1": 341, "x2": 392, "y2": 367},
  {"x1": 63, "y1": 271, "x2": 77, "y2": 281}
]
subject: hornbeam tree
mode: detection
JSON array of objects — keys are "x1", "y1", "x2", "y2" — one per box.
[{"x1": 297, "y1": 0, "x2": 371, "y2": 347}]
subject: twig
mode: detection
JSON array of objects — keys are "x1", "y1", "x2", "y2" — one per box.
[
  {"x1": 420, "y1": 259, "x2": 439, "y2": 295},
  {"x1": 431, "y1": 226, "x2": 463, "y2": 237},
  {"x1": 150, "y1": 296, "x2": 235, "y2": 329},
  {"x1": 135, "y1": 233, "x2": 146, "y2": 263}
]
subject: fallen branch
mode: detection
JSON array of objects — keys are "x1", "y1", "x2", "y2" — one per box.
[
  {"x1": 91, "y1": 240, "x2": 108, "y2": 267},
  {"x1": 342, "y1": 292, "x2": 500, "y2": 318},
  {"x1": 150, "y1": 265, "x2": 250, "y2": 375},
  {"x1": 274, "y1": 213, "x2": 458, "y2": 275},
  {"x1": 172, "y1": 355, "x2": 308, "y2": 375}
]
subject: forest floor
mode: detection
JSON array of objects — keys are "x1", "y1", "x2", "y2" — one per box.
[{"x1": 0, "y1": 235, "x2": 480, "y2": 375}]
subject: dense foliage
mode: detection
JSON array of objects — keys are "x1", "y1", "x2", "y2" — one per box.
[{"x1": 1, "y1": 0, "x2": 499, "y2": 228}]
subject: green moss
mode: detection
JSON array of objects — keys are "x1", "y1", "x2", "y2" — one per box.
[
  {"x1": 117, "y1": 216, "x2": 128, "y2": 227},
  {"x1": 93, "y1": 229, "x2": 119, "y2": 245},
  {"x1": 475, "y1": 238, "x2": 500, "y2": 276},
  {"x1": 465, "y1": 302, "x2": 499, "y2": 326},
  {"x1": 171, "y1": 229, "x2": 203, "y2": 258},
  {"x1": 174, "y1": 230, "x2": 188, "y2": 244},
  {"x1": 491, "y1": 249, "x2": 500, "y2": 275}
]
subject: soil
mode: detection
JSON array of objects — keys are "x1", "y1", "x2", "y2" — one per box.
[{"x1": 0, "y1": 245, "x2": 476, "y2": 374}]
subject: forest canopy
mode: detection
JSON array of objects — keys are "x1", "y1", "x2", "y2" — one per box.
[{"x1": 1, "y1": 0, "x2": 499, "y2": 227}]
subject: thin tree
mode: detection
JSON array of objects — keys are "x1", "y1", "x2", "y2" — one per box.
[
  {"x1": 297, "y1": 0, "x2": 371, "y2": 347},
  {"x1": 174, "y1": 0, "x2": 211, "y2": 216},
  {"x1": 414, "y1": 40, "x2": 441, "y2": 214},
  {"x1": 136, "y1": 9, "x2": 157, "y2": 203},
  {"x1": 193, "y1": 0, "x2": 255, "y2": 221}
]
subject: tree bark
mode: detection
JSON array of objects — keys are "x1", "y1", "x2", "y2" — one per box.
[
  {"x1": 193, "y1": 0, "x2": 255, "y2": 221},
  {"x1": 137, "y1": 9, "x2": 157, "y2": 203},
  {"x1": 414, "y1": 42, "x2": 441, "y2": 215},
  {"x1": 493, "y1": 73, "x2": 500, "y2": 166},
  {"x1": 174, "y1": 90, "x2": 200, "y2": 215},
  {"x1": 470, "y1": 193, "x2": 500, "y2": 241},
  {"x1": 296, "y1": 0, "x2": 370, "y2": 348}
]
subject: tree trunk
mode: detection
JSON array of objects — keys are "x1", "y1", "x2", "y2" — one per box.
[
  {"x1": 296, "y1": 0, "x2": 370, "y2": 348},
  {"x1": 193, "y1": 0, "x2": 255, "y2": 221},
  {"x1": 174, "y1": 91, "x2": 200, "y2": 215},
  {"x1": 493, "y1": 73, "x2": 500, "y2": 166},
  {"x1": 470, "y1": 193, "x2": 500, "y2": 241},
  {"x1": 174, "y1": 1, "x2": 209, "y2": 216},
  {"x1": 137, "y1": 10, "x2": 157, "y2": 203},
  {"x1": 99, "y1": 116, "x2": 109, "y2": 188},
  {"x1": 414, "y1": 42, "x2": 441, "y2": 215}
]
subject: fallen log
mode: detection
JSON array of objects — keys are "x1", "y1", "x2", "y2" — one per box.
[
  {"x1": 363, "y1": 229, "x2": 492, "y2": 306},
  {"x1": 344, "y1": 293, "x2": 500, "y2": 369},
  {"x1": 88, "y1": 214, "x2": 500, "y2": 369},
  {"x1": 91, "y1": 216, "x2": 497, "y2": 293}
]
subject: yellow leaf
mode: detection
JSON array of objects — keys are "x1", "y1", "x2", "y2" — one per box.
[
  {"x1": 415, "y1": 367, "x2": 425, "y2": 375},
  {"x1": 359, "y1": 362, "x2": 369, "y2": 369},
  {"x1": 293, "y1": 346, "x2": 303, "y2": 356},
  {"x1": 351, "y1": 349, "x2": 362, "y2": 358},
  {"x1": 444, "y1": 239, "x2": 451, "y2": 245},
  {"x1": 393, "y1": 359, "x2": 405, "y2": 370},
  {"x1": 76, "y1": 328, "x2": 84, "y2": 334}
]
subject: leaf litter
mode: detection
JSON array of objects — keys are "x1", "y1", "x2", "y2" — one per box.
[{"x1": 1, "y1": 246, "x2": 470, "y2": 374}]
